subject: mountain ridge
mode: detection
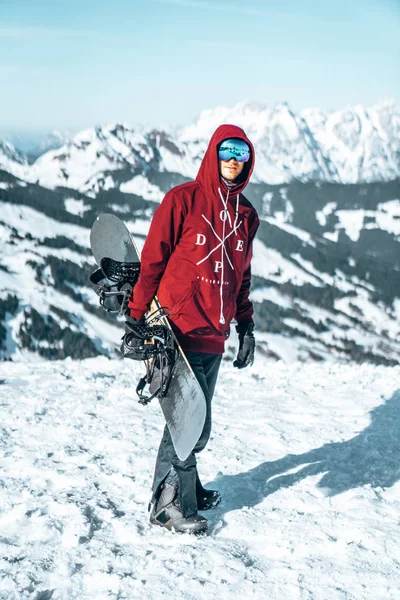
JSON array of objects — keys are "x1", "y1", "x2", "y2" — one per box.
[
  {"x1": 1, "y1": 100, "x2": 399, "y2": 195},
  {"x1": 0, "y1": 100, "x2": 399, "y2": 365}
]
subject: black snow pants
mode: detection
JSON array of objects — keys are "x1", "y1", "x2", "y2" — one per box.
[{"x1": 151, "y1": 350, "x2": 222, "y2": 517}]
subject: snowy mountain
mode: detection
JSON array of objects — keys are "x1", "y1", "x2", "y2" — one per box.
[
  {"x1": 1, "y1": 357, "x2": 399, "y2": 598},
  {"x1": 2, "y1": 101, "x2": 400, "y2": 197},
  {"x1": 182, "y1": 99, "x2": 400, "y2": 184},
  {"x1": 0, "y1": 141, "x2": 29, "y2": 181},
  {"x1": 2, "y1": 130, "x2": 71, "y2": 163},
  {"x1": 0, "y1": 100, "x2": 400, "y2": 365},
  {"x1": 1, "y1": 164, "x2": 400, "y2": 365}
]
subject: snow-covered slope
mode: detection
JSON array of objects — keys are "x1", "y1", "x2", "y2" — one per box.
[
  {"x1": 249, "y1": 179, "x2": 400, "y2": 365},
  {"x1": 1, "y1": 357, "x2": 399, "y2": 599},
  {"x1": 0, "y1": 169, "x2": 157, "y2": 361},
  {"x1": 0, "y1": 141, "x2": 29, "y2": 181},
  {"x1": 1, "y1": 165, "x2": 400, "y2": 365}
]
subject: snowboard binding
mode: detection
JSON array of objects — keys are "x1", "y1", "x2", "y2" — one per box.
[
  {"x1": 90, "y1": 253, "x2": 179, "y2": 404},
  {"x1": 89, "y1": 257, "x2": 140, "y2": 315},
  {"x1": 121, "y1": 309, "x2": 178, "y2": 405}
]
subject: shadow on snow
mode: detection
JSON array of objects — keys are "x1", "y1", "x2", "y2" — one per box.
[{"x1": 206, "y1": 389, "x2": 400, "y2": 521}]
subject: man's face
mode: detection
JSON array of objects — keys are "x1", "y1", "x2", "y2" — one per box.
[{"x1": 219, "y1": 158, "x2": 245, "y2": 182}]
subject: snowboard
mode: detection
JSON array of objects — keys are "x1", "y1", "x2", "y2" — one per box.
[{"x1": 89, "y1": 213, "x2": 207, "y2": 461}]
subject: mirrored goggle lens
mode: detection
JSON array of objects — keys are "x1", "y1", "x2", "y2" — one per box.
[{"x1": 218, "y1": 147, "x2": 250, "y2": 162}]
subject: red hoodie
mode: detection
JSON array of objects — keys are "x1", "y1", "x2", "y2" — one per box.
[{"x1": 128, "y1": 124, "x2": 259, "y2": 354}]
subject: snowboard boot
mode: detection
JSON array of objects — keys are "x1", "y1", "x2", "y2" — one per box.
[
  {"x1": 150, "y1": 469, "x2": 208, "y2": 534},
  {"x1": 196, "y1": 472, "x2": 222, "y2": 511}
]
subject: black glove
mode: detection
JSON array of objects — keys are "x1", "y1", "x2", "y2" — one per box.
[{"x1": 233, "y1": 321, "x2": 255, "y2": 369}]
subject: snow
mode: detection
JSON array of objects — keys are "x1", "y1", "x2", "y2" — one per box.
[
  {"x1": 256, "y1": 331, "x2": 305, "y2": 362},
  {"x1": 324, "y1": 231, "x2": 339, "y2": 242},
  {"x1": 321, "y1": 201, "x2": 400, "y2": 243},
  {"x1": 180, "y1": 101, "x2": 400, "y2": 184},
  {"x1": 180, "y1": 101, "x2": 325, "y2": 185},
  {"x1": 373, "y1": 200, "x2": 400, "y2": 237},
  {"x1": 261, "y1": 191, "x2": 273, "y2": 216},
  {"x1": 283, "y1": 317, "x2": 321, "y2": 338},
  {"x1": 31, "y1": 138, "x2": 118, "y2": 190},
  {"x1": 290, "y1": 253, "x2": 330, "y2": 284},
  {"x1": 255, "y1": 290, "x2": 400, "y2": 364},
  {"x1": 250, "y1": 286, "x2": 293, "y2": 309},
  {"x1": 252, "y1": 239, "x2": 322, "y2": 286},
  {"x1": 263, "y1": 216, "x2": 315, "y2": 245},
  {"x1": 335, "y1": 209, "x2": 365, "y2": 242},
  {"x1": 1, "y1": 357, "x2": 400, "y2": 599},
  {"x1": 334, "y1": 294, "x2": 400, "y2": 340},
  {"x1": 0, "y1": 142, "x2": 30, "y2": 181},
  {"x1": 0, "y1": 202, "x2": 125, "y2": 358},
  {"x1": 120, "y1": 175, "x2": 164, "y2": 203},
  {"x1": 316, "y1": 202, "x2": 337, "y2": 227},
  {"x1": 158, "y1": 144, "x2": 199, "y2": 180},
  {"x1": 301, "y1": 102, "x2": 400, "y2": 183},
  {"x1": 64, "y1": 198, "x2": 91, "y2": 217},
  {"x1": 273, "y1": 198, "x2": 294, "y2": 226},
  {"x1": 0, "y1": 201, "x2": 90, "y2": 247},
  {"x1": 3, "y1": 101, "x2": 400, "y2": 194},
  {"x1": 124, "y1": 218, "x2": 151, "y2": 238},
  {"x1": 109, "y1": 203, "x2": 131, "y2": 214}
]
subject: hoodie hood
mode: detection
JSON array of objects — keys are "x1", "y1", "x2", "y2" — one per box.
[{"x1": 196, "y1": 124, "x2": 255, "y2": 199}]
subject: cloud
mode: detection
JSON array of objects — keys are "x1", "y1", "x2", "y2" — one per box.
[
  {"x1": 0, "y1": 26, "x2": 106, "y2": 41},
  {"x1": 156, "y1": 0, "x2": 288, "y2": 18}
]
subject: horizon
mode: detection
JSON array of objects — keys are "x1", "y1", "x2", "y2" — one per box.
[
  {"x1": 1, "y1": 0, "x2": 399, "y2": 133},
  {"x1": 1, "y1": 96, "x2": 398, "y2": 143}
]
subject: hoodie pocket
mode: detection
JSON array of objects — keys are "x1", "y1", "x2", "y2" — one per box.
[
  {"x1": 173, "y1": 283, "x2": 237, "y2": 337},
  {"x1": 169, "y1": 283, "x2": 196, "y2": 319}
]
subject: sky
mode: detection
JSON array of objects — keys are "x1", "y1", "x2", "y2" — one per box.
[{"x1": 0, "y1": 0, "x2": 399, "y2": 134}]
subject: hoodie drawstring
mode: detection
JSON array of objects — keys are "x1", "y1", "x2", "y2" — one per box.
[
  {"x1": 217, "y1": 188, "x2": 240, "y2": 325},
  {"x1": 233, "y1": 194, "x2": 239, "y2": 235},
  {"x1": 218, "y1": 187, "x2": 229, "y2": 324}
]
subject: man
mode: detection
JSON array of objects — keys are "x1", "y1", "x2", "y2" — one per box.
[{"x1": 128, "y1": 124, "x2": 259, "y2": 534}]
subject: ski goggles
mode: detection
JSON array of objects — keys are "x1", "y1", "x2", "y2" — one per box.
[{"x1": 218, "y1": 138, "x2": 251, "y2": 162}]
